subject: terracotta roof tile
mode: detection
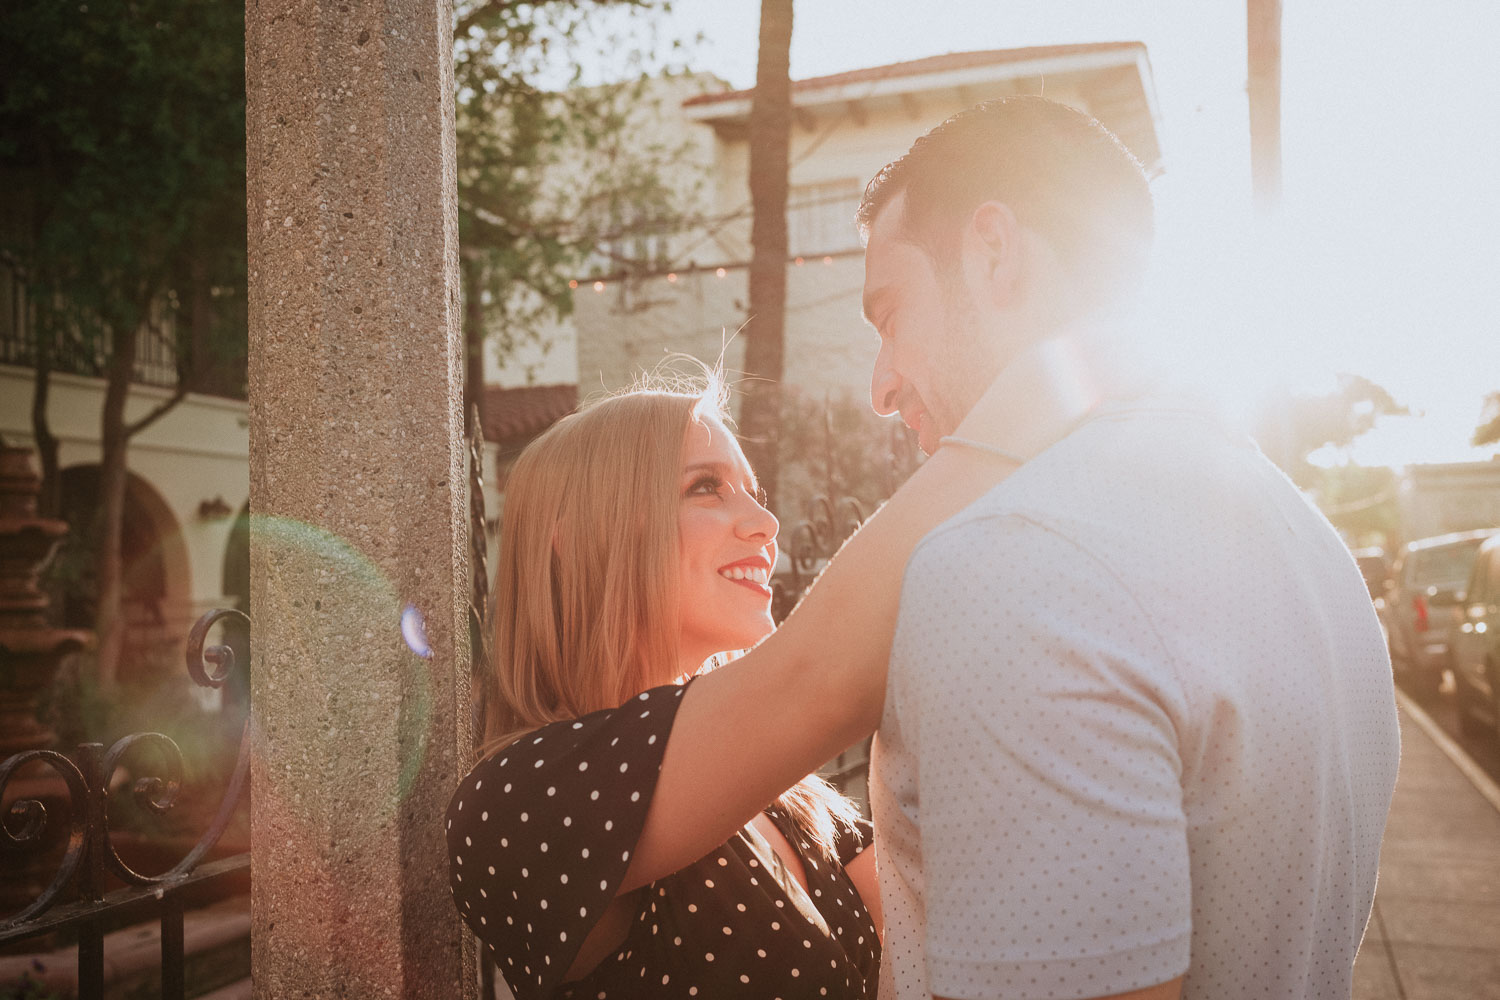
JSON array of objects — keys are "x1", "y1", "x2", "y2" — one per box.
[
  {"x1": 481, "y1": 384, "x2": 577, "y2": 445},
  {"x1": 682, "y1": 43, "x2": 1146, "y2": 108}
]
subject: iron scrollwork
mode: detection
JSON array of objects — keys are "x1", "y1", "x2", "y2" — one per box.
[
  {"x1": 467, "y1": 404, "x2": 492, "y2": 741},
  {"x1": 0, "y1": 608, "x2": 252, "y2": 929},
  {"x1": 774, "y1": 495, "x2": 868, "y2": 622}
]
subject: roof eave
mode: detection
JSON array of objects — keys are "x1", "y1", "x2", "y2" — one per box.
[{"x1": 682, "y1": 45, "x2": 1149, "y2": 124}]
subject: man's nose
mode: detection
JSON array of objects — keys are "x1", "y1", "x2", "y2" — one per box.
[{"x1": 871, "y1": 357, "x2": 902, "y2": 417}]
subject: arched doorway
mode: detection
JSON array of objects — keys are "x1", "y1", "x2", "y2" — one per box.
[{"x1": 55, "y1": 465, "x2": 193, "y2": 686}]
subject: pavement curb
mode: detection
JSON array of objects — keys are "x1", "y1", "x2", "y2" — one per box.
[{"x1": 1395, "y1": 687, "x2": 1500, "y2": 816}]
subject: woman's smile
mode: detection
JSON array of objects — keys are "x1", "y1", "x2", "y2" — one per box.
[
  {"x1": 677, "y1": 416, "x2": 779, "y2": 671},
  {"x1": 718, "y1": 557, "x2": 772, "y2": 594}
]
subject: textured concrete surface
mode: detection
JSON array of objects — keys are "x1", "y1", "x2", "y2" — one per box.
[
  {"x1": 1354, "y1": 700, "x2": 1500, "y2": 999},
  {"x1": 244, "y1": 1, "x2": 475, "y2": 997}
]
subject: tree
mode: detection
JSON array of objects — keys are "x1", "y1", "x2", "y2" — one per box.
[
  {"x1": 1474, "y1": 392, "x2": 1500, "y2": 448},
  {"x1": 1253, "y1": 374, "x2": 1407, "y2": 487},
  {"x1": 453, "y1": 0, "x2": 697, "y2": 432},
  {"x1": 738, "y1": 0, "x2": 794, "y2": 510},
  {"x1": 1, "y1": 0, "x2": 247, "y2": 685}
]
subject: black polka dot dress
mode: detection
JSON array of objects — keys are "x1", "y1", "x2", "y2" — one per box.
[{"x1": 446, "y1": 682, "x2": 880, "y2": 999}]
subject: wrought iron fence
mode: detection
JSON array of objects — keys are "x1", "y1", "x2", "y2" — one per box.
[
  {"x1": 773, "y1": 419, "x2": 922, "y2": 811},
  {"x1": 0, "y1": 610, "x2": 251, "y2": 999}
]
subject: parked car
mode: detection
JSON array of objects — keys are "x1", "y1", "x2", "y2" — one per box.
[
  {"x1": 1351, "y1": 547, "x2": 1391, "y2": 601},
  {"x1": 1382, "y1": 529, "x2": 1498, "y2": 695},
  {"x1": 1452, "y1": 533, "x2": 1500, "y2": 738}
]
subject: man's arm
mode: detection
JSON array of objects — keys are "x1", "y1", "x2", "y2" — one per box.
[{"x1": 895, "y1": 515, "x2": 1192, "y2": 999}]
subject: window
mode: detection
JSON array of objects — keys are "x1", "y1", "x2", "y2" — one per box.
[{"x1": 787, "y1": 180, "x2": 862, "y2": 256}]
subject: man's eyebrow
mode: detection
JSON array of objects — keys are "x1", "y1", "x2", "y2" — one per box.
[{"x1": 862, "y1": 284, "x2": 895, "y2": 327}]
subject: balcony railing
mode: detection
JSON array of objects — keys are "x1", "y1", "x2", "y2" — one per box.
[{"x1": 0, "y1": 267, "x2": 247, "y2": 400}]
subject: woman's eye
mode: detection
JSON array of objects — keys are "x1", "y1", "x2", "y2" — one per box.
[
  {"x1": 753, "y1": 485, "x2": 769, "y2": 508},
  {"x1": 687, "y1": 475, "x2": 724, "y2": 497}
]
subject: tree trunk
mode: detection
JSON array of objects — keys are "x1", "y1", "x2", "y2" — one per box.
[
  {"x1": 739, "y1": 0, "x2": 793, "y2": 510},
  {"x1": 1247, "y1": 0, "x2": 1282, "y2": 214},
  {"x1": 30, "y1": 338, "x2": 60, "y2": 519},
  {"x1": 94, "y1": 317, "x2": 140, "y2": 687},
  {"x1": 186, "y1": 254, "x2": 211, "y2": 392},
  {"x1": 463, "y1": 254, "x2": 486, "y2": 435}
]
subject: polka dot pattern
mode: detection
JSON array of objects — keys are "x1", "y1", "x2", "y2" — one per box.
[
  {"x1": 871, "y1": 402, "x2": 1400, "y2": 1000},
  {"x1": 447, "y1": 681, "x2": 880, "y2": 999}
]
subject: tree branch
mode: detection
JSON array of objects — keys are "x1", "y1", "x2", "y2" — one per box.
[{"x1": 123, "y1": 381, "x2": 190, "y2": 439}]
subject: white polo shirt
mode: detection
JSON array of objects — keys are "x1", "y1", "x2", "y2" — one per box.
[{"x1": 871, "y1": 397, "x2": 1400, "y2": 1000}]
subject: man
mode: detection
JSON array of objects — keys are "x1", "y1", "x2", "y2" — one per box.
[{"x1": 859, "y1": 97, "x2": 1399, "y2": 1000}]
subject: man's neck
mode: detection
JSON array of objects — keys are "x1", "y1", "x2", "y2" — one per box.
[{"x1": 951, "y1": 310, "x2": 1150, "y2": 463}]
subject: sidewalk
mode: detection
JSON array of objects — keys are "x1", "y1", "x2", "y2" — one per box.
[{"x1": 1354, "y1": 692, "x2": 1500, "y2": 999}]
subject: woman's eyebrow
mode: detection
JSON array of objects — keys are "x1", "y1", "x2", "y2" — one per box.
[{"x1": 681, "y1": 461, "x2": 731, "y2": 477}]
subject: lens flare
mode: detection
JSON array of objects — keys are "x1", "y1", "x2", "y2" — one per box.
[
  {"x1": 247, "y1": 514, "x2": 434, "y2": 811},
  {"x1": 401, "y1": 604, "x2": 434, "y2": 660}
]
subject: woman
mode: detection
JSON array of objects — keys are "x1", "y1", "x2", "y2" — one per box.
[{"x1": 447, "y1": 374, "x2": 1009, "y2": 998}]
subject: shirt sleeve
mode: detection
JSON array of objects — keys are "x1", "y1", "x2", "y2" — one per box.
[
  {"x1": 445, "y1": 681, "x2": 690, "y2": 999},
  {"x1": 892, "y1": 514, "x2": 1191, "y2": 999}
]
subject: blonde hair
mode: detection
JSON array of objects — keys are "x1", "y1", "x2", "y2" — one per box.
[{"x1": 479, "y1": 372, "x2": 860, "y2": 858}]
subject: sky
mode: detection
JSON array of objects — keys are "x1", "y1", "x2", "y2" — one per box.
[{"x1": 592, "y1": 0, "x2": 1500, "y2": 468}]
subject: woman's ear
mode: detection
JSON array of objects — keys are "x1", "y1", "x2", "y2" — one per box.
[{"x1": 967, "y1": 200, "x2": 1023, "y2": 307}]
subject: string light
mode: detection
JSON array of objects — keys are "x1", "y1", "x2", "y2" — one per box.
[{"x1": 570, "y1": 255, "x2": 860, "y2": 289}]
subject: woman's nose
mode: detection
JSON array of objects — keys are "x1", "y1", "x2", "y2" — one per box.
[{"x1": 738, "y1": 493, "x2": 779, "y2": 542}]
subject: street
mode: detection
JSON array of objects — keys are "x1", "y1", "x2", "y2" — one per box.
[
  {"x1": 1399, "y1": 672, "x2": 1500, "y2": 786},
  {"x1": 1352, "y1": 673, "x2": 1500, "y2": 999}
]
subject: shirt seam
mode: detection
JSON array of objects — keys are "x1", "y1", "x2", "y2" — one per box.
[{"x1": 912, "y1": 508, "x2": 1188, "y2": 713}]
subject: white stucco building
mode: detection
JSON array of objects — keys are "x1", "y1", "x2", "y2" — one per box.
[
  {"x1": 561, "y1": 44, "x2": 1163, "y2": 401},
  {"x1": 0, "y1": 297, "x2": 249, "y2": 682}
]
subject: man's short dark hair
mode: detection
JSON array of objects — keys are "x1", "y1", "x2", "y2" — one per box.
[{"x1": 857, "y1": 96, "x2": 1155, "y2": 308}]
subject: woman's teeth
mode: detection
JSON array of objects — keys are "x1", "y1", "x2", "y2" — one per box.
[{"x1": 719, "y1": 565, "x2": 769, "y2": 585}]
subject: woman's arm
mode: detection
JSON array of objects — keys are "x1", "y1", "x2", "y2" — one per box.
[
  {"x1": 620, "y1": 445, "x2": 1013, "y2": 891},
  {"x1": 844, "y1": 842, "x2": 882, "y2": 939}
]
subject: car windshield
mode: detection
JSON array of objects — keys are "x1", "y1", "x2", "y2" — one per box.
[{"x1": 1410, "y1": 539, "x2": 1486, "y2": 589}]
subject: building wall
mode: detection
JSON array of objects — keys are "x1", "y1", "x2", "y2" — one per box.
[
  {"x1": 570, "y1": 71, "x2": 1144, "y2": 402},
  {"x1": 574, "y1": 256, "x2": 875, "y2": 403},
  {"x1": 483, "y1": 72, "x2": 730, "y2": 391},
  {"x1": 0, "y1": 365, "x2": 250, "y2": 637}
]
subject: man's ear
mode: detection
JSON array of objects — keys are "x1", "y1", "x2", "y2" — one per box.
[{"x1": 967, "y1": 201, "x2": 1023, "y2": 307}]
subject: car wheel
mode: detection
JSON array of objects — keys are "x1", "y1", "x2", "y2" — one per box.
[
  {"x1": 1491, "y1": 660, "x2": 1500, "y2": 743},
  {"x1": 1405, "y1": 662, "x2": 1442, "y2": 699}
]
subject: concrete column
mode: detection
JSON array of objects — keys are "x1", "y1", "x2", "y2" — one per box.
[{"x1": 244, "y1": 1, "x2": 475, "y2": 997}]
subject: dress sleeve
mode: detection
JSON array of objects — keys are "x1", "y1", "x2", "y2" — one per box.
[
  {"x1": 446, "y1": 681, "x2": 690, "y2": 999},
  {"x1": 834, "y1": 816, "x2": 874, "y2": 868}
]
